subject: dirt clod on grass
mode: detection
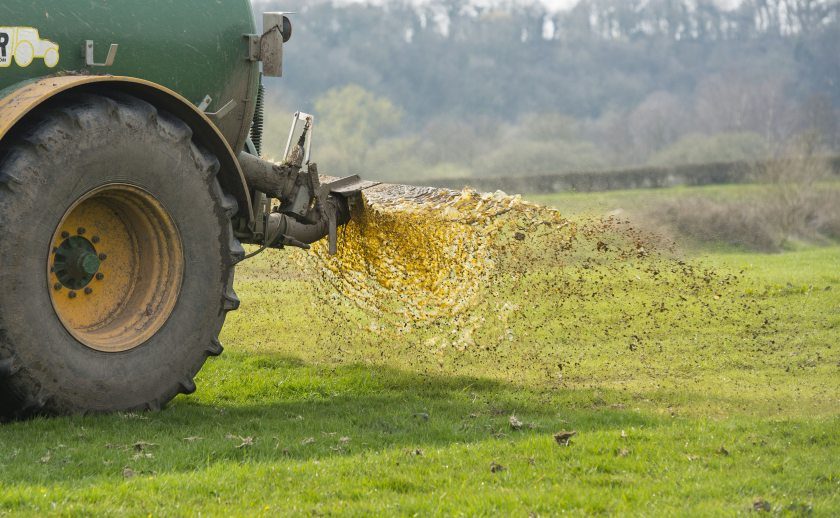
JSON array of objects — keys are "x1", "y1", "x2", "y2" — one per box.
[{"x1": 553, "y1": 431, "x2": 577, "y2": 446}]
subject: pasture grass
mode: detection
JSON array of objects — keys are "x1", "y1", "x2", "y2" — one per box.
[
  {"x1": 533, "y1": 181, "x2": 840, "y2": 253},
  {"x1": 0, "y1": 187, "x2": 838, "y2": 516},
  {"x1": 530, "y1": 182, "x2": 839, "y2": 217}
]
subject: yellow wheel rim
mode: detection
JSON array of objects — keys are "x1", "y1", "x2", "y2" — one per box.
[{"x1": 48, "y1": 184, "x2": 184, "y2": 353}]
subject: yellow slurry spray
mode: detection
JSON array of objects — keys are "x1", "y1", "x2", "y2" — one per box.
[
  {"x1": 305, "y1": 184, "x2": 567, "y2": 321},
  {"x1": 284, "y1": 182, "x2": 767, "y2": 385}
]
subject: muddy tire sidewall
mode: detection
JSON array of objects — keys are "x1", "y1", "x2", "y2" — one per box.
[{"x1": 0, "y1": 93, "x2": 236, "y2": 415}]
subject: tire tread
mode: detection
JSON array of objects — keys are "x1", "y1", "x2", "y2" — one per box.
[{"x1": 0, "y1": 92, "x2": 241, "y2": 419}]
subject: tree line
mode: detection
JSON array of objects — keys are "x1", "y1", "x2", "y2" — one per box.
[{"x1": 252, "y1": 0, "x2": 840, "y2": 181}]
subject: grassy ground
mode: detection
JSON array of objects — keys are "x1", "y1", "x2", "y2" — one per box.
[
  {"x1": 0, "y1": 188, "x2": 838, "y2": 516},
  {"x1": 529, "y1": 182, "x2": 837, "y2": 217},
  {"x1": 533, "y1": 181, "x2": 840, "y2": 253}
]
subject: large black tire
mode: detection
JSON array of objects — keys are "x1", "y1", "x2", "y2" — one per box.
[{"x1": 0, "y1": 92, "x2": 243, "y2": 419}]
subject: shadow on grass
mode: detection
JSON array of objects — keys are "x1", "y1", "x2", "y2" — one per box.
[{"x1": 0, "y1": 352, "x2": 678, "y2": 485}]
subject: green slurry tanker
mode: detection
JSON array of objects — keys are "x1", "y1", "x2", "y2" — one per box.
[{"x1": 0, "y1": 1, "x2": 377, "y2": 418}]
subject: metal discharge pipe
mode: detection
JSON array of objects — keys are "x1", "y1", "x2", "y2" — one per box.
[
  {"x1": 265, "y1": 196, "x2": 350, "y2": 246},
  {"x1": 238, "y1": 151, "x2": 352, "y2": 250},
  {"x1": 237, "y1": 151, "x2": 301, "y2": 199}
]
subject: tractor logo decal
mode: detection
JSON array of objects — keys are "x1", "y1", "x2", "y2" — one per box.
[{"x1": 0, "y1": 27, "x2": 60, "y2": 68}]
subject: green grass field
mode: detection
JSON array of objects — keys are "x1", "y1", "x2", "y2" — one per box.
[
  {"x1": 1, "y1": 186, "x2": 838, "y2": 516},
  {"x1": 530, "y1": 181, "x2": 840, "y2": 216}
]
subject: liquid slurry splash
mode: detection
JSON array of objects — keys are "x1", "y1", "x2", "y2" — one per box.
[
  {"x1": 306, "y1": 185, "x2": 567, "y2": 320},
  {"x1": 289, "y1": 184, "x2": 767, "y2": 386}
]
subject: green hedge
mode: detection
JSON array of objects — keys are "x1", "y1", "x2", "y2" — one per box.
[{"x1": 424, "y1": 156, "x2": 840, "y2": 194}]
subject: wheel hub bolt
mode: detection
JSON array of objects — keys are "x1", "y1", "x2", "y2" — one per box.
[
  {"x1": 76, "y1": 252, "x2": 101, "y2": 276},
  {"x1": 77, "y1": 227, "x2": 86, "y2": 235},
  {"x1": 68, "y1": 291, "x2": 77, "y2": 299},
  {"x1": 84, "y1": 287, "x2": 93, "y2": 295},
  {"x1": 95, "y1": 272, "x2": 105, "y2": 281},
  {"x1": 92, "y1": 236, "x2": 100, "y2": 244},
  {"x1": 99, "y1": 253, "x2": 107, "y2": 261},
  {"x1": 61, "y1": 231, "x2": 70, "y2": 239},
  {"x1": 53, "y1": 283, "x2": 62, "y2": 291}
]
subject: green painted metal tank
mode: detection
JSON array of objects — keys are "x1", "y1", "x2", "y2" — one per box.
[{"x1": 0, "y1": 0, "x2": 260, "y2": 152}]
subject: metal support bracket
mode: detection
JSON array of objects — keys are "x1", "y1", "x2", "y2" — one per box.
[
  {"x1": 245, "y1": 35, "x2": 261, "y2": 62},
  {"x1": 197, "y1": 95, "x2": 237, "y2": 122},
  {"x1": 84, "y1": 40, "x2": 118, "y2": 67},
  {"x1": 283, "y1": 112, "x2": 314, "y2": 166},
  {"x1": 206, "y1": 100, "x2": 237, "y2": 122},
  {"x1": 197, "y1": 95, "x2": 213, "y2": 112}
]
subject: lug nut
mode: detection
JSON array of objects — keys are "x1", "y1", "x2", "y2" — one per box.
[
  {"x1": 77, "y1": 227, "x2": 86, "y2": 235},
  {"x1": 68, "y1": 291, "x2": 77, "y2": 299},
  {"x1": 98, "y1": 253, "x2": 107, "y2": 261},
  {"x1": 95, "y1": 273, "x2": 105, "y2": 281},
  {"x1": 61, "y1": 231, "x2": 70, "y2": 239},
  {"x1": 53, "y1": 283, "x2": 62, "y2": 291},
  {"x1": 92, "y1": 236, "x2": 100, "y2": 244},
  {"x1": 84, "y1": 287, "x2": 93, "y2": 295}
]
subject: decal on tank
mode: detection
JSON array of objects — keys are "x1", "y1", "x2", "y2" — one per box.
[{"x1": 0, "y1": 27, "x2": 59, "y2": 68}]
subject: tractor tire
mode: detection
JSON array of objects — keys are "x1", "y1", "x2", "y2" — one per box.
[{"x1": 0, "y1": 92, "x2": 243, "y2": 419}]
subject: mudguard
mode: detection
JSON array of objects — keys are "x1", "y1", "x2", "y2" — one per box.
[{"x1": 0, "y1": 75, "x2": 254, "y2": 222}]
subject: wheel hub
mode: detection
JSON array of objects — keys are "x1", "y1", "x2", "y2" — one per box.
[
  {"x1": 53, "y1": 236, "x2": 102, "y2": 290},
  {"x1": 48, "y1": 184, "x2": 184, "y2": 353}
]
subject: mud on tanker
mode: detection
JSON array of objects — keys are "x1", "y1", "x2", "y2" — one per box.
[{"x1": 0, "y1": 1, "x2": 379, "y2": 418}]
